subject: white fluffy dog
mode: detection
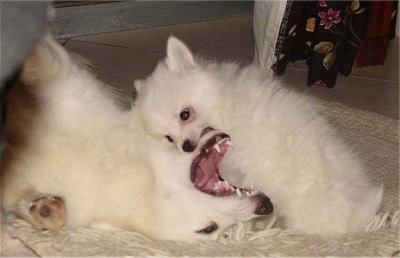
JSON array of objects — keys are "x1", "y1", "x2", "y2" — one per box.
[
  {"x1": 134, "y1": 36, "x2": 383, "y2": 235},
  {"x1": 1, "y1": 36, "x2": 273, "y2": 242}
]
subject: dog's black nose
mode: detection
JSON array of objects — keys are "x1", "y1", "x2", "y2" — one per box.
[
  {"x1": 182, "y1": 140, "x2": 195, "y2": 152},
  {"x1": 254, "y1": 193, "x2": 273, "y2": 215}
]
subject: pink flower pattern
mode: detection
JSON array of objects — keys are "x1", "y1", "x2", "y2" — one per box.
[
  {"x1": 313, "y1": 80, "x2": 327, "y2": 86},
  {"x1": 273, "y1": 0, "x2": 368, "y2": 87},
  {"x1": 318, "y1": 8, "x2": 342, "y2": 29},
  {"x1": 319, "y1": 0, "x2": 327, "y2": 7}
]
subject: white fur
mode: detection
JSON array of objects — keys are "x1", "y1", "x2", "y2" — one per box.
[
  {"x1": 135, "y1": 36, "x2": 383, "y2": 234},
  {"x1": 1, "y1": 36, "x2": 263, "y2": 242}
]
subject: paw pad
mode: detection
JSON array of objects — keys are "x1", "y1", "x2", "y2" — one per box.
[{"x1": 29, "y1": 195, "x2": 66, "y2": 231}]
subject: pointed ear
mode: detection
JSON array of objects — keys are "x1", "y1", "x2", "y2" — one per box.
[
  {"x1": 165, "y1": 36, "x2": 197, "y2": 72},
  {"x1": 132, "y1": 79, "x2": 143, "y2": 102},
  {"x1": 134, "y1": 79, "x2": 143, "y2": 93}
]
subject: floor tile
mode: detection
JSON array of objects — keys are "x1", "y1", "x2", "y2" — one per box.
[
  {"x1": 53, "y1": 2, "x2": 253, "y2": 38},
  {"x1": 70, "y1": 16, "x2": 254, "y2": 63},
  {"x1": 64, "y1": 40, "x2": 164, "y2": 99},
  {"x1": 282, "y1": 69, "x2": 399, "y2": 119}
]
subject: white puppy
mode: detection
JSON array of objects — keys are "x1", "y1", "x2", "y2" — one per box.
[
  {"x1": 1, "y1": 36, "x2": 273, "y2": 242},
  {"x1": 134, "y1": 36, "x2": 383, "y2": 235}
]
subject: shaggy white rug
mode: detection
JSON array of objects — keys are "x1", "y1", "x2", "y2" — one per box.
[{"x1": 2, "y1": 100, "x2": 399, "y2": 257}]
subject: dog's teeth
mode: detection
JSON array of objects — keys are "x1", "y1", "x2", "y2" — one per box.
[
  {"x1": 223, "y1": 180, "x2": 230, "y2": 188},
  {"x1": 217, "y1": 138, "x2": 227, "y2": 145},
  {"x1": 245, "y1": 191, "x2": 252, "y2": 197},
  {"x1": 214, "y1": 181, "x2": 221, "y2": 189},
  {"x1": 226, "y1": 140, "x2": 233, "y2": 146},
  {"x1": 236, "y1": 188, "x2": 242, "y2": 197},
  {"x1": 250, "y1": 182, "x2": 254, "y2": 190},
  {"x1": 213, "y1": 144, "x2": 221, "y2": 153}
]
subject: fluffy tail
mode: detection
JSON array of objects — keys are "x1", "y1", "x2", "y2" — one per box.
[
  {"x1": 368, "y1": 184, "x2": 384, "y2": 215},
  {"x1": 355, "y1": 184, "x2": 384, "y2": 231},
  {"x1": 20, "y1": 35, "x2": 70, "y2": 86}
]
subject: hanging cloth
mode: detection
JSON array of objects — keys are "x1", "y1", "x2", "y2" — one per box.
[
  {"x1": 258, "y1": 0, "x2": 398, "y2": 88},
  {"x1": 355, "y1": 1, "x2": 398, "y2": 67}
]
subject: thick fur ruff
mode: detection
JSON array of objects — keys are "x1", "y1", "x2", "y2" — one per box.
[{"x1": 135, "y1": 36, "x2": 383, "y2": 234}]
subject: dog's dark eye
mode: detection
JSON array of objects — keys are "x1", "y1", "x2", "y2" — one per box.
[
  {"x1": 165, "y1": 135, "x2": 174, "y2": 143},
  {"x1": 196, "y1": 222, "x2": 218, "y2": 234},
  {"x1": 180, "y1": 108, "x2": 190, "y2": 121}
]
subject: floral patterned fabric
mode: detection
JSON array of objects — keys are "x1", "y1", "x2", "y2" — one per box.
[{"x1": 272, "y1": 0, "x2": 398, "y2": 88}]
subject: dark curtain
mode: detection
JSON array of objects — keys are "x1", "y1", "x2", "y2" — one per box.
[{"x1": 272, "y1": 0, "x2": 398, "y2": 88}]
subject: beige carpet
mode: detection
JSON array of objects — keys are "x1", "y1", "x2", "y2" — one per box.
[{"x1": 2, "y1": 100, "x2": 399, "y2": 256}]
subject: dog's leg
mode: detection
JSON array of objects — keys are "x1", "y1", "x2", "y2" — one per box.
[{"x1": 15, "y1": 190, "x2": 66, "y2": 231}]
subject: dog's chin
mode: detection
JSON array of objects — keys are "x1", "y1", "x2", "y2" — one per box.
[{"x1": 190, "y1": 127, "x2": 260, "y2": 198}]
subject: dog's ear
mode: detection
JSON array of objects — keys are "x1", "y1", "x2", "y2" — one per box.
[
  {"x1": 165, "y1": 36, "x2": 197, "y2": 72},
  {"x1": 134, "y1": 79, "x2": 142, "y2": 93},
  {"x1": 131, "y1": 79, "x2": 142, "y2": 102}
]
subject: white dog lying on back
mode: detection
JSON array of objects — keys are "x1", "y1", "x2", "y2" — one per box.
[
  {"x1": 1, "y1": 36, "x2": 273, "y2": 242},
  {"x1": 134, "y1": 36, "x2": 383, "y2": 234}
]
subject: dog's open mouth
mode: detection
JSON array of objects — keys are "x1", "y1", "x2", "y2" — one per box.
[{"x1": 190, "y1": 128, "x2": 258, "y2": 197}]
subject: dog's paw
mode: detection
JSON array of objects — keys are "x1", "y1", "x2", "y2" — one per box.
[{"x1": 28, "y1": 195, "x2": 66, "y2": 231}]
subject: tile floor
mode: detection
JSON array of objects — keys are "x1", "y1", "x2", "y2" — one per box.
[{"x1": 63, "y1": 16, "x2": 399, "y2": 119}]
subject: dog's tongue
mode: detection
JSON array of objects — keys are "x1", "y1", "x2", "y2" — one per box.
[
  {"x1": 193, "y1": 144, "x2": 224, "y2": 188},
  {"x1": 190, "y1": 130, "x2": 258, "y2": 197},
  {"x1": 194, "y1": 168, "x2": 220, "y2": 191},
  {"x1": 191, "y1": 134, "x2": 233, "y2": 196}
]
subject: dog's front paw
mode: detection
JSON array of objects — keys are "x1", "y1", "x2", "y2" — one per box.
[{"x1": 27, "y1": 195, "x2": 66, "y2": 231}]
